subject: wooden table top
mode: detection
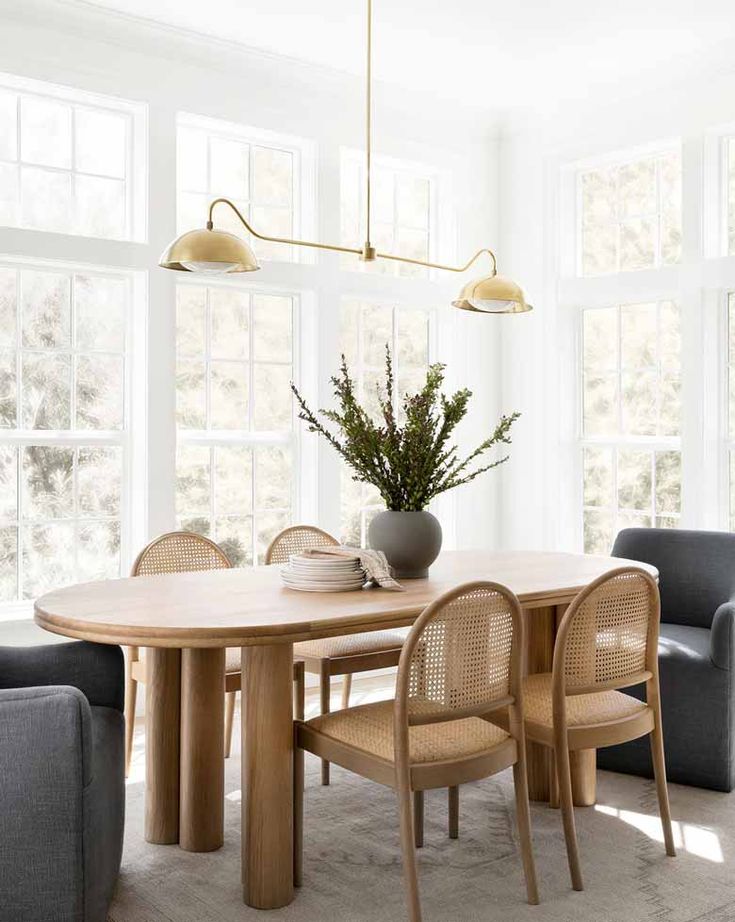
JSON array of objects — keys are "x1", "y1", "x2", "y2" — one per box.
[{"x1": 34, "y1": 549, "x2": 658, "y2": 648}]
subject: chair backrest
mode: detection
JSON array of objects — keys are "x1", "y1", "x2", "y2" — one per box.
[
  {"x1": 131, "y1": 531, "x2": 232, "y2": 576},
  {"x1": 395, "y1": 581, "x2": 524, "y2": 729},
  {"x1": 612, "y1": 527, "x2": 735, "y2": 629},
  {"x1": 264, "y1": 524, "x2": 339, "y2": 565},
  {"x1": 553, "y1": 567, "x2": 659, "y2": 703}
]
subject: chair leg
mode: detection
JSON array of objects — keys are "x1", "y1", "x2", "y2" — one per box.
[
  {"x1": 341, "y1": 673, "x2": 353, "y2": 710},
  {"x1": 224, "y1": 691, "x2": 236, "y2": 758},
  {"x1": 650, "y1": 714, "x2": 676, "y2": 857},
  {"x1": 555, "y1": 741, "x2": 584, "y2": 891},
  {"x1": 320, "y1": 661, "x2": 331, "y2": 786},
  {"x1": 293, "y1": 729, "x2": 304, "y2": 888},
  {"x1": 124, "y1": 646, "x2": 138, "y2": 778},
  {"x1": 413, "y1": 791, "x2": 424, "y2": 848},
  {"x1": 448, "y1": 786, "x2": 459, "y2": 839},
  {"x1": 549, "y1": 751, "x2": 560, "y2": 809},
  {"x1": 397, "y1": 784, "x2": 423, "y2": 922},
  {"x1": 513, "y1": 757, "x2": 540, "y2": 905}
]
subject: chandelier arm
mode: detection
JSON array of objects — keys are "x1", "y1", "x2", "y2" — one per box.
[
  {"x1": 207, "y1": 197, "x2": 363, "y2": 257},
  {"x1": 374, "y1": 247, "x2": 498, "y2": 274}
]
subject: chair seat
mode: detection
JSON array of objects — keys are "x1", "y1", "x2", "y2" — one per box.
[
  {"x1": 523, "y1": 673, "x2": 648, "y2": 728},
  {"x1": 294, "y1": 628, "x2": 408, "y2": 660},
  {"x1": 305, "y1": 699, "x2": 509, "y2": 765}
]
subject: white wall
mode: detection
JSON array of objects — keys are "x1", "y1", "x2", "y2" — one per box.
[
  {"x1": 0, "y1": 0, "x2": 508, "y2": 554},
  {"x1": 497, "y1": 68, "x2": 735, "y2": 551}
]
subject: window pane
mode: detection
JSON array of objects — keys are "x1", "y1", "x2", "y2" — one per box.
[
  {"x1": 176, "y1": 443, "x2": 210, "y2": 516},
  {"x1": 177, "y1": 285, "x2": 207, "y2": 357},
  {"x1": 0, "y1": 352, "x2": 17, "y2": 428},
  {"x1": 78, "y1": 521, "x2": 120, "y2": 582},
  {"x1": 21, "y1": 270, "x2": 71, "y2": 348},
  {"x1": 252, "y1": 295, "x2": 291, "y2": 363},
  {"x1": 583, "y1": 447, "x2": 613, "y2": 508},
  {"x1": 20, "y1": 166, "x2": 72, "y2": 232},
  {"x1": 361, "y1": 304, "x2": 392, "y2": 367},
  {"x1": 252, "y1": 146, "x2": 292, "y2": 207},
  {"x1": 76, "y1": 354, "x2": 124, "y2": 429},
  {"x1": 578, "y1": 150, "x2": 681, "y2": 277},
  {"x1": 75, "y1": 274, "x2": 126, "y2": 352},
  {"x1": 0, "y1": 445, "x2": 17, "y2": 518},
  {"x1": 74, "y1": 107, "x2": 127, "y2": 179},
  {"x1": 178, "y1": 126, "x2": 208, "y2": 193},
  {"x1": 21, "y1": 353, "x2": 71, "y2": 429},
  {"x1": 582, "y1": 374, "x2": 617, "y2": 436},
  {"x1": 256, "y1": 510, "x2": 289, "y2": 563},
  {"x1": 583, "y1": 508, "x2": 613, "y2": 555},
  {"x1": 74, "y1": 174, "x2": 126, "y2": 239},
  {"x1": 78, "y1": 447, "x2": 122, "y2": 516},
  {"x1": 210, "y1": 361, "x2": 248, "y2": 429},
  {"x1": 210, "y1": 288, "x2": 249, "y2": 360},
  {"x1": 253, "y1": 364, "x2": 292, "y2": 430},
  {"x1": 176, "y1": 359, "x2": 206, "y2": 429},
  {"x1": 255, "y1": 446, "x2": 291, "y2": 511},
  {"x1": 655, "y1": 451, "x2": 681, "y2": 515},
  {"x1": 21, "y1": 522, "x2": 75, "y2": 598},
  {"x1": 20, "y1": 96, "x2": 72, "y2": 169},
  {"x1": 0, "y1": 526, "x2": 17, "y2": 601},
  {"x1": 0, "y1": 90, "x2": 17, "y2": 161},
  {"x1": 214, "y1": 445, "x2": 252, "y2": 516},
  {"x1": 215, "y1": 515, "x2": 252, "y2": 567},
  {"x1": 396, "y1": 175, "x2": 430, "y2": 228},
  {"x1": 0, "y1": 162, "x2": 18, "y2": 225},
  {"x1": 617, "y1": 449, "x2": 652, "y2": 512},
  {"x1": 21, "y1": 445, "x2": 74, "y2": 519},
  {"x1": 621, "y1": 302, "x2": 657, "y2": 368},
  {"x1": 583, "y1": 307, "x2": 617, "y2": 371},
  {"x1": 396, "y1": 309, "x2": 429, "y2": 368},
  {"x1": 210, "y1": 136, "x2": 249, "y2": 199}
]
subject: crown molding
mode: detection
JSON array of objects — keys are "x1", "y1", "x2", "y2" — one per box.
[{"x1": 0, "y1": 0, "x2": 502, "y2": 139}]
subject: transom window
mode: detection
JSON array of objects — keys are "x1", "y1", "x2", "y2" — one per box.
[
  {"x1": 581, "y1": 300, "x2": 681, "y2": 553},
  {"x1": 0, "y1": 73, "x2": 144, "y2": 241},
  {"x1": 0, "y1": 259, "x2": 131, "y2": 602},
  {"x1": 340, "y1": 149, "x2": 435, "y2": 278},
  {"x1": 175, "y1": 282, "x2": 295, "y2": 565},
  {"x1": 177, "y1": 114, "x2": 305, "y2": 262},
  {"x1": 339, "y1": 299, "x2": 431, "y2": 544},
  {"x1": 578, "y1": 149, "x2": 682, "y2": 276}
]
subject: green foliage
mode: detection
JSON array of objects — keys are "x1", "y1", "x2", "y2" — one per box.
[{"x1": 291, "y1": 346, "x2": 520, "y2": 512}]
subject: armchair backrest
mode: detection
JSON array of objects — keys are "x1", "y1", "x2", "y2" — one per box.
[{"x1": 612, "y1": 528, "x2": 735, "y2": 629}]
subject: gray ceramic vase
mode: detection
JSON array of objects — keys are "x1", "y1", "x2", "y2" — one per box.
[{"x1": 368, "y1": 510, "x2": 443, "y2": 579}]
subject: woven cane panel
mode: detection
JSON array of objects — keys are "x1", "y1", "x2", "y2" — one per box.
[
  {"x1": 295, "y1": 628, "x2": 408, "y2": 659},
  {"x1": 133, "y1": 532, "x2": 231, "y2": 576},
  {"x1": 407, "y1": 587, "x2": 514, "y2": 720},
  {"x1": 564, "y1": 571, "x2": 651, "y2": 689},
  {"x1": 523, "y1": 673, "x2": 647, "y2": 727},
  {"x1": 265, "y1": 525, "x2": 339, "y2": 565},
  {"x1": 308, "y1": 699, "x2": 509, "y2": 764}
]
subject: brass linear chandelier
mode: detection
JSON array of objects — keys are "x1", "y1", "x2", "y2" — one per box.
[{"x1": 159, "y1": 0, "x2": 532, "y2": 314}]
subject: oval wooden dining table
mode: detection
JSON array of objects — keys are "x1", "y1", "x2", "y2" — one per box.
[{"x1": 34, "y1": 548, "x2": 657, "y2": 910}]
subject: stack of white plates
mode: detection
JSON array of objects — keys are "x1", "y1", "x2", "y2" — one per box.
[{"x1": 281, "y1": 553, "x2": 366, "y2": 592}]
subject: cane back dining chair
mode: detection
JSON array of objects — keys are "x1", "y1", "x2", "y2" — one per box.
[
  {"x1": 517, "y1": 566, "x2": 676, "y2": 891},
  {"x1": 294, "y1": 580, "x2": 539, "y2": 922},
  {"x1": 124, "y1": 531, "x2": 305, "y2": 776},
  {"x1": 266, "y1": 524, "x2": 408, "y2": 786}
]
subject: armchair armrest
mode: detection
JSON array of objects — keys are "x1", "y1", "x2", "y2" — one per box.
[
  {"x1": 0, "y1": 685, "x2": 93, "y2": 920},
  {"x1": 0, "y1": 641, "x2": 124, "y2": 711},
  {"x1": 711, "y1": 602, "x2": 735, "y2": 670}
]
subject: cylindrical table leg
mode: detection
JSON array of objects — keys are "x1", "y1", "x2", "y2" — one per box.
[
  {"x1": 242, "y1": 643, "x2": 294, "y2": 910},
  {"x1": 145, "y1": 647, "x2": 181, "y2": 844},
  {"x1": 570, "y1": 749, "x2": 597, "y2": 806},
  {"x1": 180, "y1": 647, "x2": 225, "y2": 852}
]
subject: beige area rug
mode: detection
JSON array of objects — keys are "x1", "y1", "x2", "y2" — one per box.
[{"x1": 110, "y1": 737, "x2": 735, "y2": 922}]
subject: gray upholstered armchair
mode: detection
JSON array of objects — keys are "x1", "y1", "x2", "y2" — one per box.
[
  {"x1": 598, "y1": 528, "x2": 735, "y2": 792},
  {"x1": 0, "y1": 641, "x2": 125, "y2": 922}
]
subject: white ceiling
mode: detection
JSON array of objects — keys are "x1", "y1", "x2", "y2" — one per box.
[{"x1": 81, "y1": 0, "x2": 735, "y2": 110}]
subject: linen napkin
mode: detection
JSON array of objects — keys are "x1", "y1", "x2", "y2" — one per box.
[{"x1": 302, "y1": 545, "x2": 405, "y2": 591}]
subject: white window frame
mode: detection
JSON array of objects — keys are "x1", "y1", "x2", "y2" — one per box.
[
  {"x1": 0, "y1": 71, "x2": 147, "y2": 243},
  {"x1": 174, "y1": 274, "x2": 303, "y2": 565}
]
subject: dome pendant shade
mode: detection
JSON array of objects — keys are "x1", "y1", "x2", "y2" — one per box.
[
  {"x1": 159, "y1": 228, "x2": 260, "y2": 274},
  {"x1": 452, "y1": 274, "x2": 532, "y2": 314}
]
